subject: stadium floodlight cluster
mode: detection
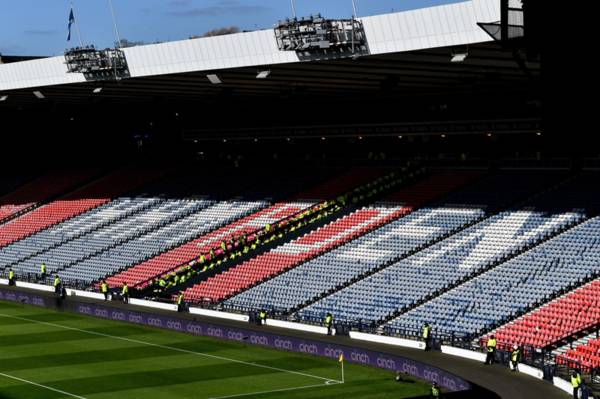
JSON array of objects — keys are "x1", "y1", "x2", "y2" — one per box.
[
  {"x1": 64, "y1": 45, "x2": 130, "y2": 81},
  {"x1": 274, "y1": 13, "x2": 368, "y2": 60}
]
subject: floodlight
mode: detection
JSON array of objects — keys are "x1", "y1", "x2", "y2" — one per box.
[
  {"x1": 207, "y1": 74, "x2": 222, "y2": 84},
  {"x1": 256, "y1": 70, "x2": 271, "y2": 79},
  {"x1": 93, "y1": 87, "x2": 103, "y2": 93},
  {"x1": 450, "y1": 53, "x2": 468, "y2": 62},
  {"x1": 0, "y1": 95, "x2": 7, "y2": 102},
  {"x1": 33, "y1": 91, "x2": 45, "y2": 99}
]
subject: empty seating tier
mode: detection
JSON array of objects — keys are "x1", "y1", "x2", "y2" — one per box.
[
  {"x1": 556, "y1": 334, "x2": 600, "y2": 373},
  {"x1": 224, "y1": 171, "x2": 482, "y2": 313},
  {"x1": 490, "y1": 280, "x2": 600, "y2": 350},
  {"x1": 0, "y1": 168, "x2": 161, "y2": 248},
  {"x1": 387, "y1": 217, "x2": 600, "y2": 337},
  {"x1": 0, "y1": 169, "x2": 99, "y2": 222},
  {"x1": 58, "y1": 200, "x2": 265, "y2": 285},
  {"x1": 183, "y1": 205, "x2": 407, "y2": 303},
  {"x1": 297, "y1": 171, "x2": 573, "y2": 325},
  {"x1": 107, "y1": 168, "x2": 387, "y2": 289}
]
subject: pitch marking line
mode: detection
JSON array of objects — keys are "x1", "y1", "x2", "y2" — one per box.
[
  {"x1": 208, "y1": 381, "x2": 343, "y2": 399},
  {"x1": 0, "y1": 371, "x2": 88, "y2": 399},
  {"x1": 0, "y1": 313, "x2": 342, "y2": 386}
]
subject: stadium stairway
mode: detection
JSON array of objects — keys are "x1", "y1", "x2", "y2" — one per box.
[
  {"x1": 222, "y1": 170, "x2": 488, "y2": 314},
  {"x1": 181, "y1": 170, "x2": 483, "y2": 305},
  {"x1": 0, "y1": 168, "x2": 104, "y2": 226},
  {"x1": 0, "y1": 167, "x2": 164, "y2": 249},
  {"x1": 104, "y1": 167, "x2": 391, "y2": 289},
  {"x1": 296, "y1": 170, "x2": 582, "y2": 327}
]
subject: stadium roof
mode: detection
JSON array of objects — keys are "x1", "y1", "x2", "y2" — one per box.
[
  {"x1": 0, "y1": 0, "x2": 499, "y2": 93},
  {"x1": 0, "y1": 42, "x2": 538, "y2": 107}
]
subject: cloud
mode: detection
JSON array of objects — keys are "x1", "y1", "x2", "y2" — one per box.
[
  {"x1": 167, "y1": 0, "x2": 269, "y2": 17},
  {"x1": 24, "y1": 29, "x2": 60, "y2": 36}
]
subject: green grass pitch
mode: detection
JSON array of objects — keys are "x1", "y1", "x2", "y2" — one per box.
[{"x1": 0, "y1": 301, "x2": 431, "y2": 399}]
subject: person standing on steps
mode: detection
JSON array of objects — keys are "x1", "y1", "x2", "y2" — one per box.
[{"x1": 8, "y1": 268, "x2": 15, "y2": 286}]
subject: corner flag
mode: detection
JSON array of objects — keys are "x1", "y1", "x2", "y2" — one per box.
[
  {"x1": 67, "y1": 8, "x2": 75, "y2": 41},
  {"x1": 338, "y1": 353, "x2": 344, "y2": 363}
]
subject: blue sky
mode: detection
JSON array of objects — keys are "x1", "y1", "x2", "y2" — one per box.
[{"x1": 0, "y1": 0, "x2": 461, "y2": 56}]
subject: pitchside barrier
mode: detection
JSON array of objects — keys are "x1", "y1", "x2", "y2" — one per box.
[{"x1": 0, "y1": 286, "x2": 470, "y2": 393}]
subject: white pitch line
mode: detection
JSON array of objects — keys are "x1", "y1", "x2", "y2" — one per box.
[
  {"x1": 0, "y1": 371, "x2": 88, "y2": 399},
  {"x1": 208, "y1": 381, "x2": 342, "y2": 399},
  {"x1": 0, "y1": 313, "x2": 339, "y2": 385}
]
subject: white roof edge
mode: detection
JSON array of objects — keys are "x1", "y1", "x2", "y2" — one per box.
[{"x1": 0, "y1": 0, "x2": 499, "y2": 92}]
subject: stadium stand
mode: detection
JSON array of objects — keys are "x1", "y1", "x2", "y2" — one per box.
[
  {"x1": 296, "y1": 170, "x2": 575, "y2": 326},
  {"x1": 1, "y1": 165, "x2": 322, "y2": 285},
  {"x1": 488, "y1": 279, "x2": 600, "y2": 350},
  {"x1": 555, "y1": 333, "x2": 600, "y2": 372},
  {"x1": 106, "y1": 168, "x2": 387, "y2": 289},
  {"x1": 0, "y1": 169, "x2": 99, "y2": 223},
  {"x1": 385, "y1": 173, "x2": 600, "y2": 337},
  {"x1": 3, "y1": 198, "x2": 217, "y2": 280},
  {"x1": 387, "y1": 216, "x2": 600, "y2": 337},
  {"x1": 179, "y1": 169, "x2": 426, "y2": 303},
  {"x1": 0, "y1": 197, "x2": 164, "y2": 270},
  {"x1": 0, "y1": 167, "x2": 161, "y2": 249},
  {"x1": 223, "y1": 170, "x2": 483, "y2": 313}
]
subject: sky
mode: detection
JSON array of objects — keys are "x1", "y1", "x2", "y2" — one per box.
[{"x1": 0, "y1": 0, "x2": 462, "y2": 56}]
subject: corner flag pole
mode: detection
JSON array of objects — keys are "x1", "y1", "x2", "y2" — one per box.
[{"x1": 339, "y1": 353, "x2": 345, "y2": 383}]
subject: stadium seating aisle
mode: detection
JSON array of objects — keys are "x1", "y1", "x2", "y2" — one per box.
[
  {"x1": 297, "y1": 171, "x2": 575, "y2": 325},
  {"x1": 488, "y1": 279, "x2": 600, "y2": 350},
  {"x1": 224, "y1": 171, "x2": 483, "y2": 312},
  {"x1": 0, "y1": 169, "x2": 99, "y2": 222},
  {"x1": 0, "y1": 167, "x2": 162, "y2": 248},
  {"x1": 107, "y1": 167, "x2": 388, "y2": 289}
]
